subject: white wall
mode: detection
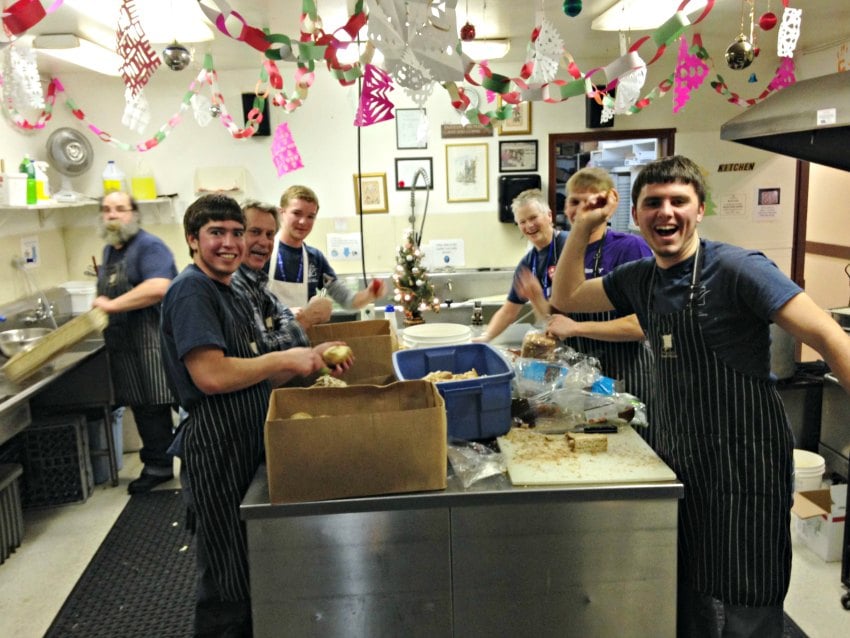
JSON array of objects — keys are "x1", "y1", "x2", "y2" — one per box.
[{"x1": 0, "y1": 44, "x2": 842, "y2": 305}]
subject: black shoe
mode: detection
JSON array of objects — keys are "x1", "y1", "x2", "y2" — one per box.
[{"x1": 127, "y1": 472, "x2": 174, "y2": 494}]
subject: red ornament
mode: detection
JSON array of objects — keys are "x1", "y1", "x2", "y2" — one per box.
[
  {"x1": 460, "y1": 22, "x2": 476, "y2": 42},
  {"x1": 754, "y1": 47, "x2": 761, "y2": 57},
  {"x1": 758, "y1": 12, "x2": 778, "y2": 30}
]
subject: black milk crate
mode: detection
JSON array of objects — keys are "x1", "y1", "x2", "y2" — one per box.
[
  {"x1": 20, "y1": 414, "x2": 93, "y2": 508},
  {"x1": 0, "y1": 463, "x2": 24, "y2": 565}
]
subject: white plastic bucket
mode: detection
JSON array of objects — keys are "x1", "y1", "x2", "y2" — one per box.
[
  {"x1": 793, "y1": 449, "x2": 825, "y2": 492},
  {"x1": 60, "y1": 281, "x2": 96, "y2": 314},
  {"x1": 402, "y1": 323, "x2": 471, "y2": 349}
]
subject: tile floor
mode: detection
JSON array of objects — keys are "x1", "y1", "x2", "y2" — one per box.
[{"x1": 0, "y1": 453, "x2": 847, "y2": 638}]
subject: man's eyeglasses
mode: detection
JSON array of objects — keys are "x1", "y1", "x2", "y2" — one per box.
[{"x1": 101, "y1": 206, "x2": 134, "y2": 213}]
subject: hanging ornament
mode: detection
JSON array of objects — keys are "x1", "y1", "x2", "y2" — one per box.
[
  {"x1": 758, "y1": 12, "x2": 777, "y2": 30},
  {"x1": 163, "y1": 42, "x2": 191, "y2": 71},
  {"x1": 725, "y1": 35, "x2": 755, "y2": 69},
  {"x1": 562, "y1": 0, "x2": 582, "y2": 18},
  {"x1": 460, "y1": 22, "x2": 476, "y2": 41},
  {"x1": 748, "y1": 72, "x2": 758, "y2": 82}
]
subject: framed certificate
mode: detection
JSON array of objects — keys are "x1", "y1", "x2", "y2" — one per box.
[{"x1": 395, "y1": 108, "x2": 428, "y2": 149}]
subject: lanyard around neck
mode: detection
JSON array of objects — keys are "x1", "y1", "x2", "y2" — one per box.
[
  {"x1": 591, "y1": 230, "x2": 607, "y2": 277},
  {"x1": 530, "y1": 233, "x2": 557, "y2": 299},
  {"x1": 277, "y1": 243, "x2": 303, "y2": 283}
]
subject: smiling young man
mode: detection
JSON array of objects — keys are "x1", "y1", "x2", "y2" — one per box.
[
  {"x1": 550, "y1": 155, "x2": 850, "y2": 637},
  {"x1": 160, "y1": 193, "x2": 332, "y2": 637},
  {"x1": 267, "y1": 185, "x2": 385, "y2": 311}
]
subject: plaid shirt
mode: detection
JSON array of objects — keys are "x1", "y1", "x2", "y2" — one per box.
[{"x1": 231, "y1": 264, "x2": 310, "y2": 353}]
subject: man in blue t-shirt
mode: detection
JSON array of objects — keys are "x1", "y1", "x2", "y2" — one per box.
[
  {"x1": 551, "y1": 155, "x2": 850, "y2": 637},
  {"x1": 94, "y1": 190, "x2": 177, "y2": 493}
]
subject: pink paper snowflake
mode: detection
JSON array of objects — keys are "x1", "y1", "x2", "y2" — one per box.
[
  {"x1": 355, "y1": 64, "x2": 394, "y2": 126},
  {"x1": 673, "y1": 37, "x2": 709, "y2": 113},
  {"x1": 271, "y1": 123, "x2": 304, "y2": 176}
]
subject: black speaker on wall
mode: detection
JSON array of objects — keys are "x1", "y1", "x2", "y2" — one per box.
[
  {"x1": 498, "y1": 174, "x2": 542, "y2": 223},
  {"x1": 242, "y1": 92, "x2": 271, "y2": 137},
  {"x1": 586, "y1": 92, "x2": 615, "y2": 129}
]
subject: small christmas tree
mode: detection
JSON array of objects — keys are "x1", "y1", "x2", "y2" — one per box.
[{"x1": 393, "y1": 228, "x2": 441, "y2": 323}]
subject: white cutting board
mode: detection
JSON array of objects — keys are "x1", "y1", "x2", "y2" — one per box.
[{"x1": 498, "y1": 426, "x2": 677, "y2": 486}]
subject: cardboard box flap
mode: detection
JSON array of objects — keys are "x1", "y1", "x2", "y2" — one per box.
[
  {"x1": 307, "y1": 320, "x2": 394, "y2": 384},
  {"x1": 307, "y1": 319, "x2": 390, "y2": 341},
  {"x1": 793, "y1": 484, "x2": 847, "y2": 520}
]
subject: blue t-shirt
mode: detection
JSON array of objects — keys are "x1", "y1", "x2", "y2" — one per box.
[
  {"x1": 507, "y1": 230, "x2": 569, "y2": 303},
  {"x1": 101, "y1": 229, "x2": 177, "y2": 284},
  {"x1": 160, "y1": 265, "x2": 259, "y2": 409},
  {"x1": 602, "y1": 239, "x2": 802, "y2": 379}
]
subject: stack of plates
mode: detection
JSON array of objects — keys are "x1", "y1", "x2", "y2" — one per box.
[{"x1": 402, "y1": 323, "x2": 471, "y2": 349}]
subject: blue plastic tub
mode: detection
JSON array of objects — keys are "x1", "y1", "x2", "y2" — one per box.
[{"x1": 392, "y1": 343, "x2": 515, "y2": 440}]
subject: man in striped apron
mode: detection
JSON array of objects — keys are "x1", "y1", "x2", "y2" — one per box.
[
  {"x1": 94, "y1": 190, "x2": 177, "y2": 493},
  {"x1": 160, "y1": 194, "x2": 330, "y2": 637},
  {"x1": 550, "y1": 155, "x2": 850, "y2": 636},
  {"x1": 545, "y1": 167, "x2": 655, "y2": 406}
]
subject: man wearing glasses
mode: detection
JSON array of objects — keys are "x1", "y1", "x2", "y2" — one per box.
[{"x1": 93, "y1": 190, "x2": 178, "y2": 493}]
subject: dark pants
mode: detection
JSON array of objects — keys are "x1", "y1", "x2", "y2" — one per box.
[
  {"x1": 130, "y1": 403, "x2": 174, "y2": 475},
  {"x1": 180, "y1": 463, "x2": 253, "y2": 637},
  {"x1": 677, "y1": 579, "x2": 784, "y2": 638}
]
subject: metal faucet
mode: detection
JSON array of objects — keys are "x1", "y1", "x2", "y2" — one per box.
[
  {"x1": 471, "y1": 301, "x2": 484, "y2": 326},
  {"x1": 23, "y1": 297, "x2": 56, "y2": 325}
]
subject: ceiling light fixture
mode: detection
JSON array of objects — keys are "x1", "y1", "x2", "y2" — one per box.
[
  {"x1": 591, "y1": 0, "x2": 709, "y2": 32},
  {"x1": 461, "y1": 38, "x2": 511, "y2": 61},
  {"x1": 32, "y1": 34, "x2": 123, "y2": 76}
]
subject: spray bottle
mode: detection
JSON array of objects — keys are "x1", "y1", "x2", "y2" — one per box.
[
  {"x1": 19, "y1": 154, "x2": 37, "y2": 205},
  {"x1": 34, "y1": 161, "x2": 50, "y2": 201}
]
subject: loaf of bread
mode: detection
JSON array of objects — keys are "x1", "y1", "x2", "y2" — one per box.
[
  {"x1": 566, "y1": 432, "x2": 608, "y2": 453},
  {"x1": 521, "y1": 331, "x2": 557, "y2": 360}
]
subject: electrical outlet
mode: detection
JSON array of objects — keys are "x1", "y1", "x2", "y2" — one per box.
[{"x1": 21, "y1": 236, "x2": 40, "y2": 268}]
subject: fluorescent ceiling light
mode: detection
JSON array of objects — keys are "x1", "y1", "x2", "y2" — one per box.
[
  {"x1": 64, "y1": 0, "x2": 214, "y2": 43},
  {"x1": 461, "y1": 38, "x2": 511, "y2": 61},
  {"x1": 32, "y1": 34, "x2": 123, "y2": 76},
  {"x1": 592, "y1": 0, "x2": 708, "y2": 32}
]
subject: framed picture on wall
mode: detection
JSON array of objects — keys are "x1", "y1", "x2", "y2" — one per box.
[
  {"x1": 395, "y1": 108, "x2": 428, "y2": 149},
  {"x1": 395, "y1": 157, "x2": 433, "y2": 190},
  {"x1": 445, "y1": 143, "x2": 489, "y2": 203},
  {"x1": 499, "y1": 140, "x2": 538, "y2": 172},
  {"x1": 352, "y1": 173, "x2": 389, "y2": 213},
  {"x1": 498, "y1": 98, "x2": 532, "y2": 136}
]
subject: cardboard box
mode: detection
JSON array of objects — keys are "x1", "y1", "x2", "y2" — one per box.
[
  {"x1": 307, "y1": 319, "x2": 396, "y2": 385},
  {"x1": 264, "y1": 380, "x2": 447, "y2": 504},
  {"x1": 792, "y1": 484, "x2": 847, "y2": 562}
]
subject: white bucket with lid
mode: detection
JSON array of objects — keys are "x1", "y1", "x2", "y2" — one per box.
[
  {"x1": 60, "y1": 281, "x2": 96, "y2": 314},
  {"x1": 793, "y1": 449, "x2": 825, "y2": 492},
  {"x1": 402, "y1": 323, "x2": 471, "y2": 349}
]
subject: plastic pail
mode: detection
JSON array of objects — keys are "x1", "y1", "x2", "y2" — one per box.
[{"x1": 793, "y1": 449, "x2": 825, "y2": 492}]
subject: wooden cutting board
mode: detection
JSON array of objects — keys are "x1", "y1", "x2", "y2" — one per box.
[{"x1": 497, "y1": 426, "x2": 677, "y2": 486}]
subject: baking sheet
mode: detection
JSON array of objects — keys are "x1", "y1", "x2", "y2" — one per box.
[{"x1": 497, "y1": 426, "x2": 676, "y2": 486}]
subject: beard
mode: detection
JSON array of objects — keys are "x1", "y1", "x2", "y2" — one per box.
[{"x1": 99, "y1": 218, "x2": 140, "y2": 247}]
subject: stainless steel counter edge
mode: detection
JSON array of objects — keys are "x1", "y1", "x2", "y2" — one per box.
[{"x1": 240, "y1": 465, "x2": 684, "y2": 520}]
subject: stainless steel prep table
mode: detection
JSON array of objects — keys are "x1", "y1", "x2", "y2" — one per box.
[{"x1": 241, "y1": 464, "x2": 683, "y2": 637}]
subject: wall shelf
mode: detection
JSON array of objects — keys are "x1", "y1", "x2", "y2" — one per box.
[{"x1": 0, "y1": 197, "x2": 175, "y2": 227}]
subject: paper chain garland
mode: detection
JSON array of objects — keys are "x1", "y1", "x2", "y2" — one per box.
[{"x1": 1, "y1": 0, "x2": 803, "y2": 152}]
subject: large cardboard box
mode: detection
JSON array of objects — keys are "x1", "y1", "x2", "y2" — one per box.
[
  {"x1": 792, "y1": 484, "x2": 847, "y2": 562},
  {"x1": 307, "y1": 319, "x2": 395, "y2": 385},
  {"x1": 264, "y1": 380, "x2": 448, "y2": 504}
]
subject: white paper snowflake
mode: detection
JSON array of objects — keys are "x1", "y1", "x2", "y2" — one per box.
[
  {"x1": 777, "y1": 7, "x2": 802, "y2": 58},
  {"x1": 122, "y1": 87, "x2": 151, "y2": 133},
  {"x1": 4, "y1": 45, "x2": 45, "y2": 110},
  {"x1": 526, "y1": 19, "x2": 563, "y2": 85}
]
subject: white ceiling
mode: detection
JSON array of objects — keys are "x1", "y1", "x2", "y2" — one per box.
[{"x1": 18, "y1": 1, "x2": 850, "y2": 80}]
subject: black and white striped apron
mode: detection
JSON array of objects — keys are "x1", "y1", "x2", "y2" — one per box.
[
  {"x1": 97, "y1": 241, "x2": 173, "y2": 406},
  {"x1": 646, "y1": 243, "x2": 793, "y2": 606},
  {"x1": 564, "y1": 231, "x2": 655, "y2": 404},
  {"x1": 183, "y1": 289, "x2": 270, "y2": 602}
]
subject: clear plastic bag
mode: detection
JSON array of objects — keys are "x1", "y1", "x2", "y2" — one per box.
[{"x1": 447, "y1": 440, "x2": 507, "y2": 488}]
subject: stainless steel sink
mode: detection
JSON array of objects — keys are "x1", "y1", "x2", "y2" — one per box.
[{"x1": 0, "y1": 327, "x2": 53, "y2": 358}]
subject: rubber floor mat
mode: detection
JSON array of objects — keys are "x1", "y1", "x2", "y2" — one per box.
[{"x1": 45, "y1": 489, "x2": 195, "y2": 638}]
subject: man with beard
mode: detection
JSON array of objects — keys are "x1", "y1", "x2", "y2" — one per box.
[
  {"x1": 230, "y1": 200, "x2": 332, "y2": 352},
  {"x1": 93, "y1": 190, "x2": 178, "y2": 493}
]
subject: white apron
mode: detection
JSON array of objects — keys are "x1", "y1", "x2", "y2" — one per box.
[{"x1": 267, "y1": 232, "x2": 309, "y2": 311}]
